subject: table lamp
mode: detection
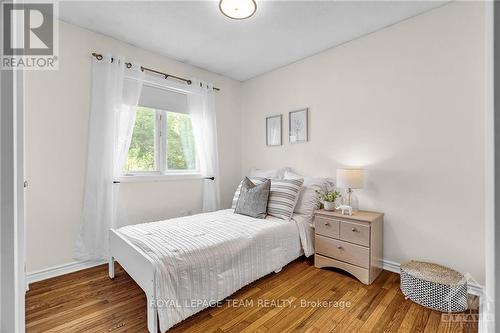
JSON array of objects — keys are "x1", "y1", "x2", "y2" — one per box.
[{"x1": 336, "y1": 168, "x2": 364, "y2": 215}]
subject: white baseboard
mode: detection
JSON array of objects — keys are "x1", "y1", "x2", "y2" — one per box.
[
  {"x1": 382, "y1": 259, "x2": 401, "y2": 273},
  {"x1": 26, "y1": 260, "x2": 106, "y2": 287},
  {"x1": 382, "y1": 259, "x2": 484, "y2": 296}
]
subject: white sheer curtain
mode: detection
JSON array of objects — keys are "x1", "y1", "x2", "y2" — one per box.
[
  {"x1": 188, "y1": 79, "x2": 220, "y2": 212},
  {"x1": 114, "y1": 73, "x2": 145, "y2": 177},
  {"x1": 75, "y1": 55, "x2": 144, "y2": 260}
]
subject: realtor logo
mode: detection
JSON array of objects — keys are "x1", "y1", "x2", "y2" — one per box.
[{"x1": 1, "y1": 1, "x2": 58, "y2": 69}]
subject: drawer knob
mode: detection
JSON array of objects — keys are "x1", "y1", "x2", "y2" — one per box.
[
  {"x1": 337, "y1": 245, "x2": 343, "y2": 250},
  {"x1": 324, "y1": 222, "x2": 329, "y2": 226},
  {"x1": 351, "y1": 227, "x2": 357, "y2": 232}
]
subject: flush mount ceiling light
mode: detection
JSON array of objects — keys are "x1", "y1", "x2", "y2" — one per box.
[{"x1": 219, "y1": 0, "x2": 257, "y2": 20}]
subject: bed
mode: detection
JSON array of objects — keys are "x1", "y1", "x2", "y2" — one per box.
[{"x1": 109, "y1": 208, "x2": 314, "y2": 333}]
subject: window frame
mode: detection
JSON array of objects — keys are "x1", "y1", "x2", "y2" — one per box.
[{"x1": 121, "y1": 106, "x2": 201, "y2": 181}]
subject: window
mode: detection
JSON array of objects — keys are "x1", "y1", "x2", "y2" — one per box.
[{"x1": 124, "y1": 105, "x2": 198, "y2": 176}]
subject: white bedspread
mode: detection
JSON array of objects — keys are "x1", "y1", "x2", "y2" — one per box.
[
  {"x1": 292, "y1": 213, "x2": 315, "y2": 257},
  {"x1": 117, "y1": 209, "x2": 307, "y2": 332}
]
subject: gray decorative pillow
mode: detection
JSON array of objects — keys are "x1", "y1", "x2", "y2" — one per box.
[
  {"x1": 231, "y1": 177, "x2": 267, "y2": 209},
  {"x1": 234, "y1": 177, "x2": 271, "y2": 219}
]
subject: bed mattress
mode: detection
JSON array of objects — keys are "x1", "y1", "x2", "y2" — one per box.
[{"x1": 117, "y1": 209, "x2": 308, "y2": 332}]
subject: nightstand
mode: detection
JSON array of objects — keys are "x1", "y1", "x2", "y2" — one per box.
[{"x1": 314, "y1": 209, "x2": 384, "y2": 285}]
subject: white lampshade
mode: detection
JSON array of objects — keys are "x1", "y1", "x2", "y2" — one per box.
[{"x1": 336, "y1": 168, "x2": 364, "y2": 189}]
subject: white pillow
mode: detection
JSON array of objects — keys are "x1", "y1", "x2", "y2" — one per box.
[
  {"x1": 249, "y1": 168, "x2": 285, "y2": 179},
  {"x1": 283, "y1": 170, "x2": 331, "y2": 216},
  {"x1": 283, "y1": 170, "x2": 327, "y2": 188},
  {"x1": 294, "y1": 186, "x2": 323, "y2": 217},
  {"x1": 283, "y1": 169, "x2": 300, "y2": 179}
]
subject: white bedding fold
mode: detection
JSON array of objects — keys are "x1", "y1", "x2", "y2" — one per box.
[
  {"x1": 291, "y1": 213, "x2": 315, "y2": 257},
  {"x1": 117, "y1": 209, "x2": 304, "y2": 332}
]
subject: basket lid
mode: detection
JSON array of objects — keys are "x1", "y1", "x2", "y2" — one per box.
[{"x1": 400, "y1": 261, "x2": 466, "y2": 286}]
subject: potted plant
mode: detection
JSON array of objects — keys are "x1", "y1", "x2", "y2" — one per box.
[{"x1": 316, "y1": 190, "x2": 341, "y2": 211}]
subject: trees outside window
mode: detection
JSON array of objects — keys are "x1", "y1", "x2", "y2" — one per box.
[{"x1": 124, "y1": 106, "x2": 197, "y2": 174}]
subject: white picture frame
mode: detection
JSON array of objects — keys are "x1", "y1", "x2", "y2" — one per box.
[
  {"x1": 289, "y1": 108, "x2": 308, "y2": 143},
  {"x1": 266, "y1": 115, "x2": 282, "y2": 146}
]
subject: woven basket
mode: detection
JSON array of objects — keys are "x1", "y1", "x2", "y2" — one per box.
[{"x1": 400, "y1": 261, "x2": 468, "y2": 313}]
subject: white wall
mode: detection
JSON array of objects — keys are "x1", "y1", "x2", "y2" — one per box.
[
  {"x1": 25, "y1": 21, "x2": 242, "y2": 273},
  {"x1": 241, "y1": 2, "x2": 486, "y2": 283}
]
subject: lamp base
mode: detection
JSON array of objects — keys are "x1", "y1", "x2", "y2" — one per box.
[{"x1": 342, "y1": 188, "x2": 359, "y2": 213}]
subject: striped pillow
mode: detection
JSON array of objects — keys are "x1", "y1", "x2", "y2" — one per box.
[
  {"x1": 267, "y1": 179, "x2": 304, "y2": 220},
  {"x1": 232, "y1": 177, "x2": 268, "y2": 209}
]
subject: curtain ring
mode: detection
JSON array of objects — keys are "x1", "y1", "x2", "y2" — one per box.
[
  {"x1": 95, "y1": 54, "x2": 103, "y2": 60},
  {"x1": 126, "y1": 62, "x2": 132, "y2": 69}
]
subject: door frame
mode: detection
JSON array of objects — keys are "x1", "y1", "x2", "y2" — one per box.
[
  {"x1": 0, "y1": 49, "x2": 26, "y2": 333},
  {"x1": 484, "y1": 1, "x2": 496, "y2": 332}
]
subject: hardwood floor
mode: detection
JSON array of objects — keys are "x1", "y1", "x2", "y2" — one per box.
[{"x1": 26, "y1": 257, "x2": 479, "y2": 333}]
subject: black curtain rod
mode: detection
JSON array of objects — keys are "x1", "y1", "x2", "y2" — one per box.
[{"x1": 91, "y1": 52, "x2": 220, "y2": 91}]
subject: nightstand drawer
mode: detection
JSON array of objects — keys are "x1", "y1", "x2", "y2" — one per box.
[
  {"x1": 315, "y1": 255, "x2": 369, "y2": 284},
  {"x1": 314, "y1": 216, "x2": 340, "y2": 239},
  {"x1": 340, "y1": 220, "x2": 370, "y2": 247},
  {"x1": 315, "y1": 235, "x2": 369, "y2": 268}
]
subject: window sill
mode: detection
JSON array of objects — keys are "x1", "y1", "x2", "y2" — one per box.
[{"x1": 119, "y1": 173, "x2": 203, "y2": 183}]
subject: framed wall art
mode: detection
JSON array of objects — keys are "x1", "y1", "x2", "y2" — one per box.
[
  {"x1": 289, "y1": 108, "x2": 308, "y2": 143},
  {"x1": 266, "y1": 115, "x2": 282, "y2": 146}
]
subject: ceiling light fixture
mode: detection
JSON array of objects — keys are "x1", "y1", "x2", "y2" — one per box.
[{"x1": 219, "y1": 0, "x2": 257, "y2": 20}]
